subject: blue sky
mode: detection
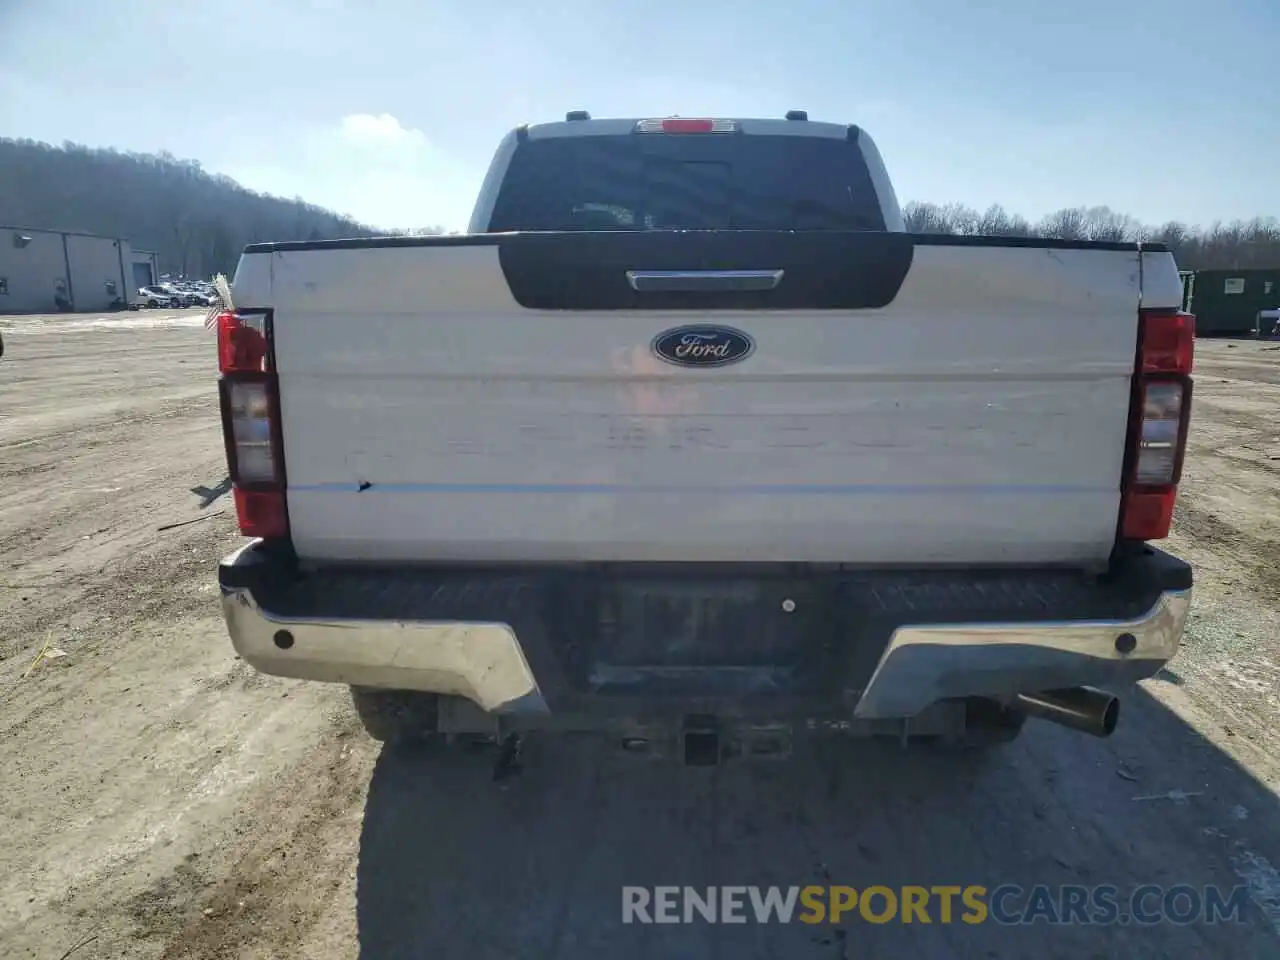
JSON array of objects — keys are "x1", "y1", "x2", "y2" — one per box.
[{"x1": 1, "y1": 0, "x2": 1276, "y2": 232}]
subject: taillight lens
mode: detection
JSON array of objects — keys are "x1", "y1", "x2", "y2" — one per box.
[
  {"x1": 1134, "y1": 380, "x2": 1185, "y2": 485},
  {"x1": 1140, "y1": 310, "x2": 1195, "y2": 375},
  {"x1": 226, "y1": 379, "x2": 279, "y2": 483},
  {"x1": 217, "y1": 310, "x2": 288, "y2": 539},
  {"x1": 1121, "y1": 490, "x2": 1178, "y2": 541},
  {"x1": 217, "y1": 310, "x2": 270, "y2": 374},
  {"x1": 633, "y1": 118, "x2": 738, "y2": 134},
  {"x1": 1120, "y1": 311, "x2": 1194, "y2": 541},
  {"x1": 232, "y1": 489, "x2": 288, "y2": 540}
]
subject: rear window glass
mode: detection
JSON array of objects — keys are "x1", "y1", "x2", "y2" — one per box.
[{"x1": 487, "y1": 133, "x2": 885, "y2": 232}]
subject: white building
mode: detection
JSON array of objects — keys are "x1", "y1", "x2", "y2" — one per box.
[{"x1": 0, "y1": 225, "x2": 148, "y2": 313}]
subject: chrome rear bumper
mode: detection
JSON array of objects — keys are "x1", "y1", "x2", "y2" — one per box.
[
  {"x1": 222, "y1": 584, "x2": 545, "y2": 713},
  {"x1": 852, "y1": 588, "x2": 1189, "y2": 718},
  {"x1": 219, "y1": 542, "x2": 1191, "y2": 722}
]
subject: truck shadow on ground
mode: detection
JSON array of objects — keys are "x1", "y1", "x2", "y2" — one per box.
[{"x1": 355, "y1": 686, "x2": 1279, "y2": 960}]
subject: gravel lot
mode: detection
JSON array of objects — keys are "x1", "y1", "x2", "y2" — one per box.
[{"x1": 1, "y1": 312, "x2": 1278, "y2": 959}]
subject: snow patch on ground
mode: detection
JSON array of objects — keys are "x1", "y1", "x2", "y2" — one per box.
[{"x1": 1, "y1": 313, "x2": 209, "y2": 334}]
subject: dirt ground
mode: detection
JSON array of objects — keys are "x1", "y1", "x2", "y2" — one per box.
[{"x1": 1, "y1": 313, "x2": 1278, "y2": 959}]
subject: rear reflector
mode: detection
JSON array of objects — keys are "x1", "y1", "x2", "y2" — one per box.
[
  {"x1": 1119, "y1": 311, "x2": 1194, "y2": 542},
  {"x1": 634, "y1": 118, "x2": 738, "y2": 134},
  {"x1": 233, "y1": 489, "x2": 289, "y2": 539}
]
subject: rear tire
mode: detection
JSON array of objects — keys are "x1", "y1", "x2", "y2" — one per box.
[
  {"x1": 906, "y1": 699, "x2": 1026, "y2": 754},
  {"x1": 349, "y1": 688, "x2": 500, "y2": 751},
  {"x1": 955, "y1": 698, "x2": 1026, "y2": 749},
  {"x1": 350, "y1": 687, "x2": 441, "y2": 744}
]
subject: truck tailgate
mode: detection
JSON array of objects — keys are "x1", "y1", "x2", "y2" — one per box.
[{"x1": 235, "y1": 232, "x2": 1144, "y2": 566}]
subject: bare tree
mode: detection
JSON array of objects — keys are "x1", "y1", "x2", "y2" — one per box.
[
  {"x1": 939, "y1": 202, "x2": 979, "y2": 236},
  {"x1": 903, "y1": 201, "x2": 954, "y2": 234},
  {"x1": 1037, "y1": 207, "x2": 1088, "y2": 240},
  {"x1": 0, "y1": 137, "x2": 377, "y2": 277}
]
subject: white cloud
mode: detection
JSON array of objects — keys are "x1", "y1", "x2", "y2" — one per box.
[
  {"x1": 216, "y1": 113, "x2": 482, "y2": 232},
  {"x1": 338, "y1": 112, "x2": 427, "y2": 146}
]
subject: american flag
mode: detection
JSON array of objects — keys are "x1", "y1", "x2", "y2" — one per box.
[{"x1": 204, "y1": 274, "x2": 235, "y2": 330}]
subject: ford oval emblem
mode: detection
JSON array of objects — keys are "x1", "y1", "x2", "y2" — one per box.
[{"x1": 651, "y1": 325, "x2": 755, "y2": 368}]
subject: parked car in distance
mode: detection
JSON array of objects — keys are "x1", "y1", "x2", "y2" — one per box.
[
  {"x1": 137, "y1": 287, "x2": 174, "y2": 308},
  {"x1": 166, "y1": 282, "x2": 217, "y2": 307},
  {"x1": 158, "y1": 284, "x2": 197, "y2": 307}
]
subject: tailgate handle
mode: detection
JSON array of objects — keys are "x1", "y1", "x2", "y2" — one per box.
[{"x1": 625, "y1": 269, "x2": 784, "y2": 293}]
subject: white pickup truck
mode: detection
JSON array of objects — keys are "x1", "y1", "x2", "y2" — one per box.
[{"x1": 215, "y1": 112, "x2": 1194, "y2": 764}]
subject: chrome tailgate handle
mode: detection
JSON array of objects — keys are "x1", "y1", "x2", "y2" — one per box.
[{"x1": 625, "y1": 269, "x2": 784, "y2": 293}]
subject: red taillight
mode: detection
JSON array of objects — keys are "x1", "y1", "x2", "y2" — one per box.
[
  {"x1": 661, "y1": 118, "x2": 715, "y2": 133},
  {"x1": 1119, "y1": 311, "x2": 1194, "y2": 541},
  {"x1": 217, "y1": 310, "x2": 270, "y2": 374},
  {"x1": 233, "y1": 488, "x2": 289, "y2": 539},
  {"x1": 633, "y1": 118, "x2": 738, "y2": 134},
  {"x1": 217, "y1": 310, "x2": 289, "y2": 539},
  {"x1": 1121, "y1": 489, "x2": 1178, "y2": 540},
  {"x1": 1140, "y1": 310, "x2": 1195, "y2": 375}
]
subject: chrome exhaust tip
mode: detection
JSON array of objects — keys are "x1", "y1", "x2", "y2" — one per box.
[{"x1": 1014, "y1": 687, "x2": 1120, "y2": 738}]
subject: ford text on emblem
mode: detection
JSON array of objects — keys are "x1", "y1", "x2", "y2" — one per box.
[{"x1": 651, "y1": 325, "x2": 755, "y2": 368}]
